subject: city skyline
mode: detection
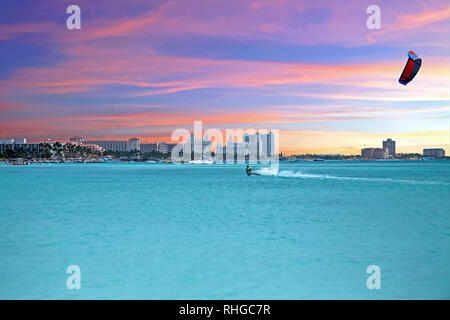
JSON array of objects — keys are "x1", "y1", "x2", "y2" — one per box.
[
  {"x1": 0, "y1": 0, "x2": 449, "y2": 155},
  {"x1": 1, "y1": 135, "x2": 446, "y2": 159}
]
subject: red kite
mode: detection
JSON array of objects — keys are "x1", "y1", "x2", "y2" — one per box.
[{"x1": 399, "y1": 51, "x2": 422, "y2": 85}]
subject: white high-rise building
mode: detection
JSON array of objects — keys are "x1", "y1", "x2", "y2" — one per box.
[{"x1": 242, "y1": 131, "x2": 276, "y2": 157}]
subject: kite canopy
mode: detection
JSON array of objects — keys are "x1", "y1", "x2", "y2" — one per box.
[{"x1": 399, "y1": 50, "x2": 421, "y2": 85}]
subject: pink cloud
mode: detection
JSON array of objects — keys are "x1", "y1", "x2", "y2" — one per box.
[
  {"x1": 0, "y1": 22, "x2": 61, "y2": 40},
  {"x1": 0, "y1": 0, "x2": 448, "y2": 48},
  {"x1": 368, "y1": 6, "x2": 450, "y2": 42},
  {"x1": 2, "y1": 48, "x2": 447, "y2": 102}
]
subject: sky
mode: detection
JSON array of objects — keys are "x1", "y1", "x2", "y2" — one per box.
[{"x1": 0, "y1": 0, "x2": 449, "y2": 154}]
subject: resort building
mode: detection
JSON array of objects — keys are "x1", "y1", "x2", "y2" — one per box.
[
  {"x1": 423, "y1": 148, "x2": 445, "y2": 158},
  {"x1": 0, "y1": 138, "x2": 27, "y2": 144},
  {"x1": 84, "y1": 140, "x2": 127, "y2": 152},
  {"x1": 69, "y1": 137, "x2": 84, "y2": 144},
  {"x1": 157, "y1": 142, "x2": 168, "y2": 153},
  {"x1": 127, "y1": 137, "x2": 140, "y2": 151},
  {"x1": 72, "y1": 137, "x2": 173, "y2": 154},
  {"x1": 361, "y1": 148, "x2": 388, "y2": 159},
  {"x1": 0, "y1": 139, "x2": 40, "y2": 155},
  {"x1": 140, "y1": 143, "x2": 157, "y2": 153},
  {"x1": 14, "y1": 138, "x2": 27, "y2": 144},
  {"x1": 76, "y1": 143, "x2": 105, "y2": 153},
  {"x1": 167, "y1": 143, "x2": 177, "y2": 154}
]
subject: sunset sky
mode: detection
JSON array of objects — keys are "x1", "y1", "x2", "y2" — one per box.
[{"x1": 0, "y1": 0, "x2": 449, "y2": 154}]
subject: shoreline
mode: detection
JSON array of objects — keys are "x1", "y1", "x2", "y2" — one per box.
[{"x1": 1, "y1": 158, "x2": 448, "y2": 166}]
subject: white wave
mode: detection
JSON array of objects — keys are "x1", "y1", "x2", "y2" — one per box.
[{"x1": 255, "y1": 167, "x2": 449, "y2": 185}]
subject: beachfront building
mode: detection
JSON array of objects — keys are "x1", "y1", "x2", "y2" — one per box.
[
  {"x1": 141, "y1": 142, "x2": 176, "y2": 154},
  {"x1": 69, "y1": 137, "x2": 84, "y2": 144},
  {"x1": 1, "y1": 138, "x2": 27, "y2": 144},
  {"x1": 127, "y1": 137, "x2": 140, "y2": 151},
  {"x1": 78, "y1": 138, "x2": 172, "y2": 154},
  {"x1": 361, "y1": 148, "x2": 388, "y2": 160},
  {"x1": 261, "y1": 131, "x2": 276, "y2": 156},
  {"x1": 14, "y1": 138, "x2": 27, "y2": 144},
  {"x1": 383, "y1": 138, "x2": 396, "y2": 158},
  {"x1": 157, "y1": 142, "x2": 168, "y2": 153},
  {"x1": 188, "y1": 132, "x2": 212, "y2": 154},
  {"x1": 242, "y1": 132, "x2": 259, "y2": 158},
  {"x1": 0, "y1": 139, "x2": 15, "y2": 144},
  {"x1": 78, "y1": 143, "x2": 105, "y2": 153},
  {"x1": 69, "y1": 137, "x2": 104, "y2": 153},
  {"x1": 79, "y1": 138, "x2": 140, "y2": 152},
  {"x1": 423, "y1": 148, "x2": 445, "y2": 158},
  {"x1": 241, "y1": 131, "x2": 276, "y2": 158},
  {"x1": 140, "y1": 143, "x2": 157, "y2": 153},
  {"x1": 84, "y1": 140, "x2": 127, "y2": 152},
  {"x1": 167, "y1": 143, "x2": 176, "y2": 154},
  {"x1": 0, "y1": 138, "x2": 40, "y2": 155},
  {"x1": 202, "y1": 133, "x2": 212, "y2": 154}
]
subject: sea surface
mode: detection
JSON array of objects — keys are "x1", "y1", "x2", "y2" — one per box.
[{"x1": 0, "y1": 161, "x2": 449, "y2": 299}]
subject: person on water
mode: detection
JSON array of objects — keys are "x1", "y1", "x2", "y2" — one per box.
[{"x1": 246, "y1": 165, "x2": 254, "y2": 176}]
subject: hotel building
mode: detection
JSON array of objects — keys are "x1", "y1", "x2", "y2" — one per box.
[
  {"x1": 84, "y1": 140, "x2": 128, "y2": 152},
  {"x1": 382, "y1": 138, "x2": 396, "y2": 158},
  {"x1": 140, "y1": 143, "x2": 157, "y2": 153},
  {"x1": 127, "y1": 137, "x2": 140, "y2": 151},
  {"x1": 423, "y1": 148, "x2": 445, "y2": 158},
  {"x1": 361, "y1": 148, "x2": 388, "y2": 160},
  {"x1": 0, "y1": 138, "x2": 40, "y2": 155}
]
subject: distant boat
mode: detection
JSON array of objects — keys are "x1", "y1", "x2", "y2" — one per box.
[
  {"x1": 145, "y1": 160, "x2": 157, "y2": 163},
  {"x1": 313, "y1": 159, "x2": 325, "y2": 161},
  {"x1": 422, "y1": 157, "x2": 435, "y2": 161}
]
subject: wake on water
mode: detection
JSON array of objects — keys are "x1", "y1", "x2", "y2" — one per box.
[{"x1": 254, "y1": 167, "x2": 448, "y2": 185}]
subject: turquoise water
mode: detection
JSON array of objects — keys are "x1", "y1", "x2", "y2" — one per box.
[{"x1": 0, "y1": 161, "x2": 449, "y2": 299}]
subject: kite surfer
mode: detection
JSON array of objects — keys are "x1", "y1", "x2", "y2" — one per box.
[{"x1": 246, "y1": 165, "x2": 260, "y2": 176}]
